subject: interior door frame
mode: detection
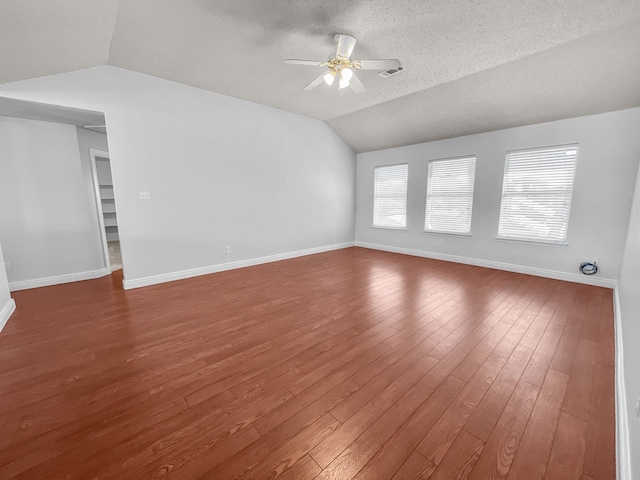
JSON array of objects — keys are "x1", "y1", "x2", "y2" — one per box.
[{"x1": 89, "y1": 148, "x2": 112, "y2": 273}]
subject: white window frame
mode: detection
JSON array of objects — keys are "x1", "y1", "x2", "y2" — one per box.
[
  {"x1": 424, "y1": 155, "x2": 476, "y2": 236},
  {"x1": 373, "y1": 163, "x2": 408, "y2": 230},
  {"x1": 497, "y1": 144, "x2": 578, "y2": 245}
]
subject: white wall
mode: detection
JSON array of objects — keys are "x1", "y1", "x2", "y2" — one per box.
[
  {"x1": 0, "y1": 236, "x2": 15, "y2": 331},
  {"x1": 0, "y1": 116, "x2": 107, "y2": 289},
  {"x1": 75, "y1": 125, "x2": 111, "y2": 255},
  {"x1": 0, "y1": 239, "x2": 10, "y2": 305},
  {"x1": 0, "y1": 66, "x2": 356, "y2": 288},
  {"x1": 617, "y1": 156, "x2": 640, "y2": 480},
  {"x1": 75, "y1": 126, "x2": 109, "y2": 203},
  {"x1": 356, "y1": 108, "x2": 640, "y2": 286}
]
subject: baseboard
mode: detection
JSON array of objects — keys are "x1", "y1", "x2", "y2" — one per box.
[
  {"x1": 355, "y1": 241, "x2": 617, "y2": 288},
  {"x1": 122, "y1": 242, "x2": 356, "y2": 290},
  {"x1": 613, "y1": 287, "x2": 631, "y2": 480},
  {"x1": 9, "y1": 268, "x2": 110, "y2": 291},
  {"x1": 0, "y1": 298, "x2": 16, "y2": 333}
]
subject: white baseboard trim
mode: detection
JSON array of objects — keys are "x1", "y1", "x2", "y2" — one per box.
[
  {"x1": 9, "y1": 268, "x2": 110, "y2": 292},
  {"x1": 122, "y1": 242, "x2": 356, "y2": 290},
  {"x1": 0, "y1": 298, "x2": 16, "y2": 333},
  {"x1": 355, "y1": 241, "x2": 617, "y2": 288},
  {"x1": 613, "y1": 287, "x2": 631, "y2": 480}
]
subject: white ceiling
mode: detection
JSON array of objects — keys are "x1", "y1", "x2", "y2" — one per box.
[{"x1": 2, "y1": 0, "x2": 640, "y2": 152}]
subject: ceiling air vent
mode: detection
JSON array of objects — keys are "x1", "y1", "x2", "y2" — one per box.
[{"x1": 377, "y1": 66, "x2": 404, "y2": 78}]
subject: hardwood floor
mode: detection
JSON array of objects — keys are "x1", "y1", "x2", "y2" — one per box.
[{"x1": 0, "y1": 247, "x2": 616, "y2": 479}]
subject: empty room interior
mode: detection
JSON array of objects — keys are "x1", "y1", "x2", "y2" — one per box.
[{"x1": 1, "y1": 1, "x2": 640, "y2": 479}]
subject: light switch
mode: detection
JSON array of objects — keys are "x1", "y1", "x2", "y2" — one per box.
[{"x1": 139, "y1": 191, "x2": 150, "y2": 200}]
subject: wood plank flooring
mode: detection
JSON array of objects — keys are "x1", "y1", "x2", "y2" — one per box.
[{"x1": 0, "y1": 247, "x2": 616, "y2": 479}]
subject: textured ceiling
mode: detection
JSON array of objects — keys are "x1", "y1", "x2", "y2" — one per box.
[{"x1": 1, "y1": 0, "x2": 640, "y2": 152}]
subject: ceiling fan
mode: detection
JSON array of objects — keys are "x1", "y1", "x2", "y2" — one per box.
[{"x1": 283, "y1": 34, "x2": 402, "y2": 94}]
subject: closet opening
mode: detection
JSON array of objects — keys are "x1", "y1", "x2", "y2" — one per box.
[{"x1": 89, "y1": 149, "x2": 122, "y2": 273}]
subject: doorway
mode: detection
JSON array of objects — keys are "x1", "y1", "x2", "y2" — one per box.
[
  {"x1": 89, "y1": 149, "x2": 122, "y2": 272},
  {"x1": 0, "y1": 97, "x2": 123, "y2": 291}
]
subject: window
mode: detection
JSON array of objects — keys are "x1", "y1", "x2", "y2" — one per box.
[
  {"x1": 498, "y1": 144, "x2": 578, "y2": 244},
  {"x1": 425, "y1": 156, "x2": 476, "y2": 234},
  {"x1": 373, "y1": 163, "x2": 408, "y2": 229}
]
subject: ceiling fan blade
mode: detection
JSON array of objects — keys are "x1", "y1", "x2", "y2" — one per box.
[
  {"x1": 303, "y1": 73, "x2": 326, "y2": 91},
  {"x1": 336, "y1": 34, "x2": 357, "y2": 59},
  {"x1": 283, "y1": 59, "x2": 324, "y2": 66},
  {"x1": 355, "y1": 59, "x2": 401, "y2": 70},
  {"x1": 349, "y1": 72, "x2": 366, "y2": 94}
]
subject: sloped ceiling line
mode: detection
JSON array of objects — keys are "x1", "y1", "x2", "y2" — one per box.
[{"x1": 106, "y1": 0, "x2": 121, "y2": 66}]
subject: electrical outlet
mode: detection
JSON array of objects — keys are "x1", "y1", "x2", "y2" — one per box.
[
  {"x1": 139, "y1": 191, "x2": 150, "y2": 200},
  {"x1": 4, "y1": 261, "x2": 11, "y2": 271},
  {"x1": 225, "y1": 246, "x2": 231, "y2": 254},
  {"x1": 438, "y1": 239, "x2": 444, "y2": 246}
]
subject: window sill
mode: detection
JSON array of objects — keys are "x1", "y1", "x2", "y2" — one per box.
[
  {"x1": 372, "y1": 225, "x2": 407, "y2": 231},
  {"x1": 423, "y1": 230, "x2": 471, "y2": 238},
  {"x1": 495, "y1": 236, "x2": 568, "y2": 247}
]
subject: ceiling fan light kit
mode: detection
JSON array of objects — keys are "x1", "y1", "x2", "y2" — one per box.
[
  {"x1": 283, "y1": 33, "x2": 402, "y2": 94},
  {"x1": 323, "y1": 70, "x2": 336, "y2": 86}
]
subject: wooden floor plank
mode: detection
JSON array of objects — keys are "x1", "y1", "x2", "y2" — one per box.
[
  {"x1": 467, "y1": 380, "x2": 540, "y2": 480},
  {"x1": 549, "y1": 323, "x2": 581, "y2": 376},
  {"x1": 276, "y1": 454, "x2": 322, "y2": 480},
  {"x1": 353, "y1": 376, "x2": 465, "y2": 479},
  {"x1": 582, "y1": 362, "x2": 616, "y2": 480},
  {"x1": 330, "y1": 338, "x2": 438, "y2": 423},
  {"x1": 66, "y1": 388, "x2": 293, "y2": 480},
  {"x1": 314, "y1": 382, "x2": 434, "y2": 480},
  {"x1": 545, "y1": 412, "x2": 589, "y2": 480},
  {"x1": 506, "y1": 368, "x2": 569, "y2": 480},
  {"x1": 464, "y1": 344, "x2": 533, "y2": 442},
  {"x1": 420, "y1": 323, "x2": 493, "y2": 388},
  {"x1": 253, "y1": 346, "x2": 387, "y2": 435},
  {"x1": 521, "y1": 322, "x2": 564, "y2": 387},
  {"x1": 579, "y1": 288, "x2": 604, "y2": 344},
  {"x1": 391, "y1": 450, "x2": 436, "y2": 480},
  {"x1": 595, "y1": 291, "x2": 615, "y2": 367},
  {"x1": 429, "y1": 430, "x2": 485, "y2": 480},
  {"x1": 238, "y1": 413, "x2": 339, "y2": 480},
  {"x1": 309, "y1": 355, "x2": 437, "y2": 469},
  {"x1": 449, "y1": 320, "x2": 511, "y2": 383},
  {"x1": 418, "y1": 353, "x2": 506, "y2": 465},
  {"x1": 562, "y1": 338, "x2": 597, "y2": 421},
  {"x1": 0, "y1": 248, "x2": 616, "y2": 480},
  {"x1": 204, "y1": 378, "x2": 359, "y2": 479}
]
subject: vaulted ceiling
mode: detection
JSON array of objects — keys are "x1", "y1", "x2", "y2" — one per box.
[{"x1": 2, "y1": 0, "x2": 640, "y2": 152}]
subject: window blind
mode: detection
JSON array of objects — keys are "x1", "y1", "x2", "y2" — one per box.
[
  {"x1": 498, "y1": 145, "x2": 578, "y2": 244},
  {"x1": 425, "y1": 156, "x2": 476, "y2": 234},
  {"x1": 373, "y1": 164, "x2": 408, "y2": 229}
]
